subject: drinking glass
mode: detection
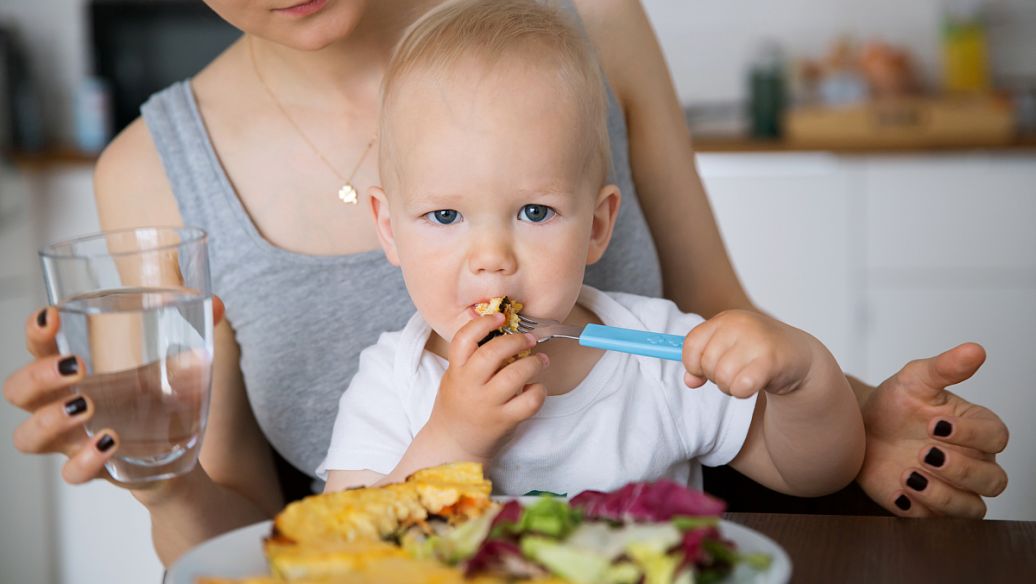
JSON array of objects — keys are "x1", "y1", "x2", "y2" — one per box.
[{"x1": 39, "y1": 227, "x2": 213, "y2": 484}]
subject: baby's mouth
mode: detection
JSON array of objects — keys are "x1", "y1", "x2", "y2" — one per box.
[
  {"x1": 470, "y1": 296, "x2": 528, "y2": 350},
  {"x1": 468, "y1": 296, "x2": 508, "y2": 314}
]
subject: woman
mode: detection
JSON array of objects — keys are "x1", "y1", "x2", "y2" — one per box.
[{"x1": 3, "y1": 0, "x2": 1008, "y2": 565}]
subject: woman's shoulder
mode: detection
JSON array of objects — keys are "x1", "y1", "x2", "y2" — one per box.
[
  {"x1": 93, "y1": 116, "x2": 181, "y2": 230},
  {"x1": 93, "y1": 40, "x2": 245, "y2": 230},
  {"x1": 568, "y1": 0, "x2": 656, "y2": 108}
]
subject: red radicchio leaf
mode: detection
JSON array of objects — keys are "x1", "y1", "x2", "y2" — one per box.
[
  {"x1": 490, "y1": 500, "x2": 523, "y2": 531},
  {"x1": 463, "y1": 538, "x2": 547, "y2": 579},
  {"x1": 677, "y1": 525, "x2": 723, "y2": 569},
  {"x1": 570, "y1": 480, "x2": 726, "y2": 522}
]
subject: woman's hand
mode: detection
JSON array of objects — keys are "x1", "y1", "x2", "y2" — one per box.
[
  {"x1": 857, "y1": 343, "x2": 1009, "y2": 518},
  {"x1": 4, "y1": 306, "x2": 119, "y2": 483},
  {"x1": 3, "y1": 299, "x2": 226, "y2": 486},
  {"x1": 424, "y1": 314, "x2": 548, "y2": 464}
]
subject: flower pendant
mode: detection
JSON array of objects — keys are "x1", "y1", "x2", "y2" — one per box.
[{"x1": 338, "y1": 184, "x2": 359, "y2": 205}]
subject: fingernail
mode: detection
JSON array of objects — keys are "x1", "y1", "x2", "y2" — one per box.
[
  {"x1": 96, "y1": 434, "x2": 115, "y2": 453},
  {"x1": 934, "y1": 420, "x2": 953, "y2": 437},
  {"x1": 925, "y1": 447, "x2": 946, "y2": 468},
  {"x1": 58, "y1": 357, "x2": 79, "y2": 376},
  {"x1": 894, "y1": 495, "x2": 911, "y2": 511},
  {"x1": 907, "y1": 471, "x2": 928, "y2": 492},
  {"x1": 64, "y1": 397, "x2": 87, "y2": 417},
  {"x1": 37, "y1": 308, "x2": 48, "y2": 328},
  {"x1": 525, "y1": 333, "x2": 537, "y2": 346}
]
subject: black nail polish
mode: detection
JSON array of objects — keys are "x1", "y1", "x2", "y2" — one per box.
[
  {"x1": 907, "y1": 472, "x2": 928, "y2": 492},
  {"x1": 58, "y1": 357, "x2": 78, "y2": 376},
  {"x1": 895, "y1": 495, "x2": 911, "y2": 511},
  {"x1": 36, "y1": 309, "x2": 47, "y2": 328},
  {"x1": 96, "y1": 434, "x2": 115, "y2": 452},
  {"x1": 925, "y1": 447, "x2": 946, "y2": 468},
  {"x1": 64, "y1": 397, "x2": 87, "y2": 417},
  {"x1": 934, "y1": 420, "x2": 953, "y2": 437}
]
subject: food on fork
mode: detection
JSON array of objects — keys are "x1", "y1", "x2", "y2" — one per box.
[
  {"x1": 196, "y1": 463, "x2": 771, "y2": 584},
  {"x1": 475, "y1": 296, "x2": 524, "y2": 341},
  {"x1": 475, "y1": 296, "x2": 532, "y2": 360}
]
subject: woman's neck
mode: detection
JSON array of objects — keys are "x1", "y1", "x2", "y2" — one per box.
[{"x1": 247, "y1": 0, "x2": 440, "y2": 114}]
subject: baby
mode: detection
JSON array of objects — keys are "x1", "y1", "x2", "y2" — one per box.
[{"x1": 319, "y1": 0, "x2": 864, "y2": 497}]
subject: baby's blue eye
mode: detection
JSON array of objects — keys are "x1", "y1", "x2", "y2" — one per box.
[
  {"x1": 426, "y1": 209, "x2": 461, "y2": 225},
  {"x1": 518, "y1": 204, "x2": 555, "y2": 223}
]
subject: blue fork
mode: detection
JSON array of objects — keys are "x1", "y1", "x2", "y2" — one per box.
[{"x1": 515, "y1": 314, "x2": 685, "y2": 361}]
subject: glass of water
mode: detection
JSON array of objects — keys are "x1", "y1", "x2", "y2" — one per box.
[{"x1": 39, "y1": 227, "x2": 213, "y2": 484}]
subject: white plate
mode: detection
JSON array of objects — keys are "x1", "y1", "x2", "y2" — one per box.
[
  {"x1": 164, "y1": 520, "x2": 272, "y2": 584},
  {"x1": 166, "y1": 517, "x2": 790, "y2": 584}
]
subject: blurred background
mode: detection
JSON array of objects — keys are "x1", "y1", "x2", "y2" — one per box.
[{"x1": 1, "y1": 1, "x2": 1034, "y2": 583}]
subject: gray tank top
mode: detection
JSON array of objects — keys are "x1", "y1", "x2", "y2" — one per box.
[{"x1": 140, "y1": 9, "x2": 662, "y2": 479}]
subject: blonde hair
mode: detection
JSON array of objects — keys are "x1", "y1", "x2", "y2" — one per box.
[{"x1": 380, "y1": 0, "x2": 612, "y2": 185}]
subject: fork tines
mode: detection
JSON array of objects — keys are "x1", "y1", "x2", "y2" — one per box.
[{"x1": 516, "y1": 314, "x2": 537, "y2": 334}]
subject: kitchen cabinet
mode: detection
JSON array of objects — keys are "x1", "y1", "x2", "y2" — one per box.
[
  {"x1": 0, "y1": 296, "x2": 54, "y2": 584},
  {"x1": 866, "y1": 288, "x2": 1036, "y2": 520},
  {"x1": 0, "y1": 163, "x2": 163, "y2": 584},
  {"x1": 863, "y1": 156, "x2": 1036, "y2": 521},
  {"x1": 865, "y1": 156, "x2": 1036, "y2": 272},
  {"x1": 0, "y1": 164, "x2": 54, "y2": 584},
  {"x1": 699, "y1": 153, "x2": 865, "y2": 375},
  {"x1": 703, "y1": 152, "x2": 1036, "y2": 521}
]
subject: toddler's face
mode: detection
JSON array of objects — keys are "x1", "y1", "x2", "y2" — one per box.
[{"x1": 372, "y1": 56, "x2": 618, "y2": 343}]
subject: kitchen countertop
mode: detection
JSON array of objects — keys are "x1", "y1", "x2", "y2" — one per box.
[
  {"x1": 8, "y1": 136, "x2": 1036, "y2": 171},
  {"x1": 692, "y1": 135, "x2": 1036, "y2": 155}
]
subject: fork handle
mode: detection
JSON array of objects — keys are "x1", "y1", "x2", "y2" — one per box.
[{"x1": 579, "y1": 324, "x2": 685, "y2": 361}]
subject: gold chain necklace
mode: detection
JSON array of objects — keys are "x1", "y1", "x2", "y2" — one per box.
[{"x1": 248, "y1": 36, "x2": 375, "y2": 205}]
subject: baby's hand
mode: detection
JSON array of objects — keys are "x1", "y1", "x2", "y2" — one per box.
[
  {"x1": 681, "y1": 310, "x2": 818, "y2": 398},
  {"x1": 425, "y1": 313, "x2": 548, "y2": 463}
]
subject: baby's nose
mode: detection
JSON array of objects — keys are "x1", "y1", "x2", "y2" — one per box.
[{"x1": 467, "y1": 230, "x2": 518, "y2": 275}]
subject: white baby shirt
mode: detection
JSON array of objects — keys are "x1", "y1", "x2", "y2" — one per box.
[{"x1": 318, "y1": 286, "x2": 757, "y2": 496}]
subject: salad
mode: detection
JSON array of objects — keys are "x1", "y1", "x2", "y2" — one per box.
[{"x1": 400, "y1": 480, "x2": 771, "y2": 584}]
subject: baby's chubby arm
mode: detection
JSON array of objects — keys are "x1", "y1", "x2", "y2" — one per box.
[
  {"x1": 326, "y1": 313, "x2": 547, "y2": 492},
  {"x1": 682, "y1": 310, "x2": 865, "y2": 497}
]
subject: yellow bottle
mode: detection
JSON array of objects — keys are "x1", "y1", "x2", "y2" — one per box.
[{"x1": 942, "y1": 1, "x2": 990, "y2": 93}]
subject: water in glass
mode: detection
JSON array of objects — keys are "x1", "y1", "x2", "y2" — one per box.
[{"x1": 57, "y1": 287, "x2": 213, "y2": 483}]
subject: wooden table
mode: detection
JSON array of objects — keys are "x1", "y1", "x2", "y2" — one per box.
[{"x1": 726, "y1": 513, "x2": 1036, "y2": 583}]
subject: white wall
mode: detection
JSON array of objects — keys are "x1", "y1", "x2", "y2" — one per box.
[
  {"x1": 644, "y1": 0, "x2": 941, "y2": 103},
  {"x1": 643, "y1": 0, "x2": 1036, "y2": 104},
  {"x1": 7, "y1": 0, "x2": 1035, "y2": 146}
]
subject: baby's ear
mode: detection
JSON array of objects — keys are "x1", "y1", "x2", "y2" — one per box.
[
  {"x1": 369, "y1": 186, "x2": 401, "y2": 266},
  {"x1": 586, "y1": 184, "x2": 621, "y2": 265}
]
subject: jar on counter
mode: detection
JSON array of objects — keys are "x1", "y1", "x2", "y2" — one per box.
[{"x1": 748, "y1": 41, "x2": 787, "y2": 139}]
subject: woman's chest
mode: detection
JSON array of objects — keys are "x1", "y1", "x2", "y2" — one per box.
[
  {"x1": 227, "y1": 164, "x2": 384, "y2": 256},
  {"x1": 202, "y1": 93, "x2": 385, "y2": 257}
]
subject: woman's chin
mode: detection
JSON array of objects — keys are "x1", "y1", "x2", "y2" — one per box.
[{"x1": 264, "y1": 7, "x2": 366, "y2": 51}]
